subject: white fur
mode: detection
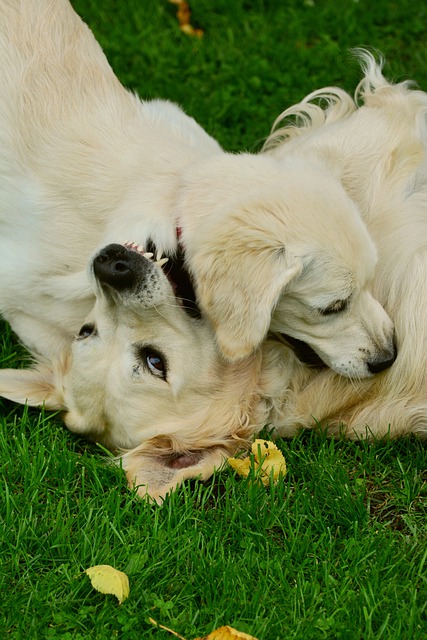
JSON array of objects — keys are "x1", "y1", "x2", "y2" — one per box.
[
  {"x1": 179, "y1": 120, "x2": 395, "y2": 378},
  {"x1": 0, "y1": 0, "x2": 223, "y2": 358},
  {"x1": 0, "y1": 0, "x2": 253, "y2": 501},
  {"x1": 0, "y1": 1, "x2": 417, "y2": 500},
  {"x1": 260, "y1": 51, "x2": 427, "y2": 441}
]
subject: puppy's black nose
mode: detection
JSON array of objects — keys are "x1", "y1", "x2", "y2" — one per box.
[
  {"x1": 367, "y1": 345, "x2": 397, "y2": 374},
  {"x1": 93, "y1": 244, "x2": 140, "y2": 290}
]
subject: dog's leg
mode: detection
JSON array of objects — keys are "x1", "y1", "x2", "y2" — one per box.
[{"x1": 35, "y1": 271, "x2": 93, "y2": 301}]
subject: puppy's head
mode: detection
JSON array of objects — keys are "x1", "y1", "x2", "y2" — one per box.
[
  {"x1": 0, "y1": 243, "x2": 260, "y2": 501},
  {"x1": 179, "y1": 153, "x2": 395, "y2": 378}
]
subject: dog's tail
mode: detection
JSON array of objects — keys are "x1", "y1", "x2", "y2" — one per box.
[
  {"x1": 261, "y1": 52, "x2": 386, "y2": 153},
  {"x1": 262, "y1": 48, "x2": 425, "y2": 155},
  {"x1": 263, "y1": 84, "x2": 356, "y2": 152}
]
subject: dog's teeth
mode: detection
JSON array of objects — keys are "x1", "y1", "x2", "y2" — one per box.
[
  {"x1": 156, "y1": 257, "x2": 169, "y2": 267},
  {"x1": 143, "y1": 252, "x2": 154, "y2": 259}
]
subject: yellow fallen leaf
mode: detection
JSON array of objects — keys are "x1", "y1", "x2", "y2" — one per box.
[
  {"x1": 226, "y1": 457, "x2": 250, "y2": 476},
  {"x1": 228, "y1": 439, "x2": 287, "y2": 486},
  {"x1": 196, "y1": 625, "x2": 259, "y2": 639},
  {"x1": 168, "y1": 0, "x2": 204, "y2": 37},
  {"x1": 85, "y1": 564, "x2": 130, "y2": 604},
  {"x1": 148, "y1": 618, "x2": 258, "y2": 640}
]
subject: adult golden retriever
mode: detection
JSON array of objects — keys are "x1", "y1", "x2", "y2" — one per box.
[
  {"x1": 0, "y1": 0, "x2": 258, "y2": 501},
  {"x1": 0, "y1": 0, "x2": 403, "y2": 500}
]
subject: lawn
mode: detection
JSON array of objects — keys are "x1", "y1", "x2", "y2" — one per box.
[{"x1": 1, "y1": 1, "x2": 427, "y2": 638}]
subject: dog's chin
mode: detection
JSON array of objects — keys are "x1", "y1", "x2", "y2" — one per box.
[
  {"x1": 145, "y1": 240, "x2": 202, "y2": 319},
  {"x1": 279, "y1": 334, "x2": 327, "y2": 369}
]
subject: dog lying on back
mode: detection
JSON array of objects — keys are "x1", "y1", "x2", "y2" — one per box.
[
  {"x1": 0, "y1": 0, "x2": 404, "y2": 500},
  {"x1": 0, "y1": 0, "x2": 261, "y2": 501}
]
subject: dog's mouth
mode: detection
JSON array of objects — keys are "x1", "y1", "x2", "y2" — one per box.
[
  {"x1": 277, "y1": 333, "x2": 327, "y2": 369},
  {"x1": 126, "y1": 241, "x2": 201, "y2": 319}
]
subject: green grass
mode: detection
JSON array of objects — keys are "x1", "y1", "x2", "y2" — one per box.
[{"x1": 1, "y1": 1, "x2": 427, "y2": 638}]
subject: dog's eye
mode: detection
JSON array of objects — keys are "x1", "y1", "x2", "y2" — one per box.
[
  {"x1": 139, "y1": 347, "x2": 167, "y2": 380},
  {"x1": 319, "y1": 299, "x2": 349, "y2": 316},
  {"x1": 77, "y1": 323, "x2": 96, "y2": 339}
]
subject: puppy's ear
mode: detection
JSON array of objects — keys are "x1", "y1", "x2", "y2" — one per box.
[
  {"x1": 0, "y1": 363, "x2": 65, "y2": 409},
  {"x1": 191, "y1": 246, "x2": 303, "y2": 361},
  {"x1": 180, "y1": 153, "x2": 306, "y2": 361},
  {"x1": 120, "y1": 437, "x2": 231, "y2": 503}
]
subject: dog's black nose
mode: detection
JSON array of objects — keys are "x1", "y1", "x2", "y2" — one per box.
[
  {"x1": 367, "y1": 346, "x2": 397, "y2": 374},
  {"x1": 93, "y1": 244, "x2": 142, "y2": 290}
]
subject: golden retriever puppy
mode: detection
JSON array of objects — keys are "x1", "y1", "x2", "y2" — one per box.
[
  {"x1": 257, "y1": 51, "x2": 427, "y2": 442},
  {"x1": 179, "y1": 156, "x2": 396, "y2": 376}
]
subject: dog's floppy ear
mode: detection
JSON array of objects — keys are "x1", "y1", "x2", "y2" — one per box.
[
  {"x1": 179, "y1": 154, "x2": 305, "y2": 361},
  {"x1": 120, "y1": 436, "x2": 231, "y2": 503},
  {"x1": 212, "y1": 258, "x2": 302, "y2": 361},
  {"x1": 0, "y1": 363, "x2": 66, "y2": 409},
  {"x1": 188, "y1": 239, "x2": 303, "y2": 361}
]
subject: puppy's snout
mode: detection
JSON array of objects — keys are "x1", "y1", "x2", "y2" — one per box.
[
  {"x1": 367, "y1": 342, "x2": 397, "y2": 374},
  {"x1": 93, "y1": 243, "x2": 141, "y2": 290}
]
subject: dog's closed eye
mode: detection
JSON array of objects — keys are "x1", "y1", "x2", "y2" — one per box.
[
  {"x1": 77, "y1": 323, "x2": 97, "y2": 338},
  {"x1": 318, "y1": 298, "x2": 350, "y2": 316}
]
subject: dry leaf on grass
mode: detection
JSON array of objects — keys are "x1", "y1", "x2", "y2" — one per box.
[
  {"x1": 168, "y1": 0, "x2": 204, "y2": 37},
  {"x1": 196, "y1": 625, "x2": 259, "y2": 639},
  {"x1": 149, "y1": 618, "x2": 259, "y2": 640},
  {"x1": 228, "y1": 439, "x2": 287, "y2": 485},
  {"x1": 85, "y1": 564, "x2": 130, "y2": 604}
]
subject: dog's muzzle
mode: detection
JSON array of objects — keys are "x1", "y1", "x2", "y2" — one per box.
[
  {"x1": 93, "y1": 243, "x2": 151, "y2": 291},
  {"x1": 92, "y1": 242, "x2": 201, "y2": 318}
]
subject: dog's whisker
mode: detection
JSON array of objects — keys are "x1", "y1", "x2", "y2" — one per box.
[{"x1": 347, "y1": 369, "x2": 365, "y2": 398}]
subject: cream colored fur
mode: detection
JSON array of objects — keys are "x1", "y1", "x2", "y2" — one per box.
[
  {"x1": 0, "y1": 0, "x2": 421, "y2": 501},
  {"x1": 260, "y1": 51, "x2": 427, "y2": 442},
  {"x1": 179, "y1": 121, "x2": 395, "y2": 376},
  {"x1": 0, "y1": 0, "x2": 262, "y2": 502}
]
